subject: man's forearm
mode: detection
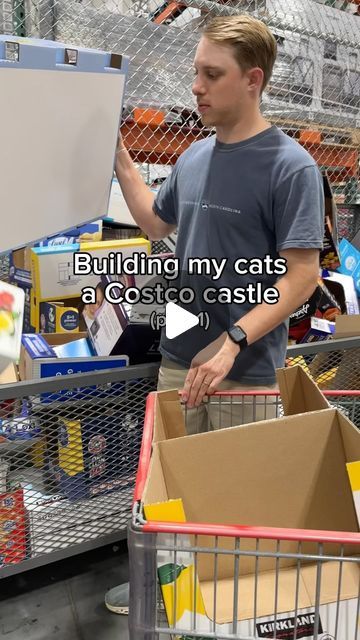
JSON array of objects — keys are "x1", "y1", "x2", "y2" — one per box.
[
  {"x1": 114, "y1": 148, "x2": 157, "y2": 235},
  {"x1": 115, "y1": 147, "x2": 175, "y2": 240},
  {"x1": 235, "y1": 272, "x2": 318, "y2": 347}
]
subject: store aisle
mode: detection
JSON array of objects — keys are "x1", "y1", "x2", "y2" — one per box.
[{"x1": 0, "y1": 542, "x2": 130, "y2": 639}]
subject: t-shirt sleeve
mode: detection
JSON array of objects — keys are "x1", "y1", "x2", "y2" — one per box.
[
  {"x1": 152, "y1": 159, "x2": 182, "y2": 226},
  {"x1": 274, "y1": 165, "x2": 324, "y2": 251}
]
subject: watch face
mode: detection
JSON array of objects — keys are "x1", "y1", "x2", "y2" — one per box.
[{"x1": 229, "y1": 326, "x2": 246, "y2": 343}]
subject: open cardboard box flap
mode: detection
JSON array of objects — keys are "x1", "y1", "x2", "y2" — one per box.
[
  {"x1": 143, "y1": 365, "x2": 360, "y2": 624},
  {"x1": 276, "y1": 364, "x2": 330, "y2": 415},
  {"x1": 0, "y1": 363, "x2": 18, "y2": 385},
  {"x1": 153, "y1": 389, "x2": 187, "y2": 443},
  {"x1": 153, "y1": 364, "x2": 330, "y2": 444}
]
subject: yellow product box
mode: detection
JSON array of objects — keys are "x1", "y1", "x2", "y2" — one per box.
[
  {"x1": 347, "y1": 461, "x2": 360, "y2": 526},
  {"x1": 30, "y1": 238, "x2": 150, "y2": 331},
  {"x1": 39, "y1": 301, "x2": 79, "y2": 334}
]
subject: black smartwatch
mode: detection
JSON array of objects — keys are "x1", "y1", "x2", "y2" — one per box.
[{"x1": 227, "y1": 325, "x2": 248, "y2": 350}]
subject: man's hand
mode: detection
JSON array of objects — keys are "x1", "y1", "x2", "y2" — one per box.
[
  {"x1": 180, "y1": 249, "x2": 319, "y2": 408},
  {"x1": 116, "y1": 129, "x2": 126, "y2": 154},
  {"x1": 181, "y1": 333, "x2": 240, "y2": 408},
  {"x1": 114, "y1": 129, "x2": 176, "y2": 241}
]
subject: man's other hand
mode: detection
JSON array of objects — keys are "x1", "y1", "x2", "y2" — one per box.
[{"x1": 181, "y1": 333, "x2": 240, "y2": 408}]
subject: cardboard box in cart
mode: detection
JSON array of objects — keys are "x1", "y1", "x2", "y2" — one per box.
[{"x1": 140, "y1": 366, "x2": 360, "y2": 639}]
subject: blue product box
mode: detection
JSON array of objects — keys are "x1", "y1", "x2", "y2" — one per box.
[
  {"x1": 338, "y1": 239, "x2": 360, "y2": 295},
  {"x1": 0, "y1": 401, "x2": 40, "y2": 441},
  {"x1": 35, "y1": 221, "x2": 102, "y2": 247},
  {"x1": 299, "y1": 327, "x2": 334, "y2": 344},
  {"x1": 19, "y1": 333, "x2": 129, "y2": 402}
]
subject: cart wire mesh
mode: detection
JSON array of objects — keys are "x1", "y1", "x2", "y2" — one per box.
[
  {"x1": 286, "y1": 336, "x2": 360, "y2": 393},
  {"x1": 0, "y1": 363, "x2": 158, "y2": 578},
  {"x1": 129, "y1": 522, "x2": 360, "y2": 640}
]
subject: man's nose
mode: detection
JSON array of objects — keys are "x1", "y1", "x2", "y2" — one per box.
[{"x1": 192, "y1": 76, "x2": 205, "y2": 95}]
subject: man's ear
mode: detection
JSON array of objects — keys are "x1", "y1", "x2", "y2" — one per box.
[{"x1": 247, "y1": 67, "x2": 264, "y2": 93}]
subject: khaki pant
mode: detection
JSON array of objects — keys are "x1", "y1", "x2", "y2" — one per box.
[{"x1": 157, "y1": 357, "x2": 278, "y2": 435}]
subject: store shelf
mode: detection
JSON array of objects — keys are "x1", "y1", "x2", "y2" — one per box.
[
  {"x1": 121, "y1": 119, "x2": 208, "y2": 165},
  {"x1": 121, "y1": 118, "x2": 359, "y2": 180}
]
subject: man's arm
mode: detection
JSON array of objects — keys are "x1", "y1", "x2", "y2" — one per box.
[
  {"x1": 182, "y1": 248, "x2": 319, "y2": 407},
  {"x1": 115, "y1": 142, "x2": 176, "y2": 240}
]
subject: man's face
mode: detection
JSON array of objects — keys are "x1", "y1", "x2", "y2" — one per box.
[{"x1": 192, "y1": 36, "x2": 255, "y2": 127}]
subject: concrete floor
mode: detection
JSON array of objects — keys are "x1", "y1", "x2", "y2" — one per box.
[{"x1": 0, "y1": 542, "x2": 130, "y2": 640}]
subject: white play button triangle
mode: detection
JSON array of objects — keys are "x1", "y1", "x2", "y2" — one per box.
[{"x1": 165, "y1": 302, "x2": 199, "y2": 339}]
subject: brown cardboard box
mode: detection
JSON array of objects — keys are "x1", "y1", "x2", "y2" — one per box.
[
  {"x1": 140, "y1": 365, "x2": 360, "y2": 637},
  {"x1": 0, "y1": 363, "x2": 19, "y2": 418},
  {"x1": 0, "y1": 363, "x2": 18, "y2": 385},
  {"x1": 11, "y1": 247, "x2": 32, "y2": 273},
  {"x1": 335, "y1": 314, "x2": 360, "y2": 339}
]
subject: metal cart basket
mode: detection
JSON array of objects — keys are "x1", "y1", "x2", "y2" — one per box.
[
  {"x1": 129, "y1": 387, "x2": 360, "y2": 640},
  {"x1": 0, "y1": 363, "x2": 159, "y2": 578}
]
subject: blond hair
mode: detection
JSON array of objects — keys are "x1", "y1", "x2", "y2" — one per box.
[{"x1": 203, "y1": 15, "x2": 277, "y2": 92}]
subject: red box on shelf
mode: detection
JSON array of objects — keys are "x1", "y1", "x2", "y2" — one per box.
[{"x1": 0, "y1": 488, "x2": 26, "y2": 566}]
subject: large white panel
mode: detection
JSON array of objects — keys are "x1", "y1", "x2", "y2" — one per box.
[{"x1": 0, "y1": 67, "x2": 125, "y2": 253}]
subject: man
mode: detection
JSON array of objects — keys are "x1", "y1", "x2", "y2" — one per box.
[{"x1": 105, "y1": 13, "x2": 324, "y2": 613}]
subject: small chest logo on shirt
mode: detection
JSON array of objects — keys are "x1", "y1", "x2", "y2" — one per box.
[{"x1": 183, "y1": 200, "x2": 241, "y2": 215}]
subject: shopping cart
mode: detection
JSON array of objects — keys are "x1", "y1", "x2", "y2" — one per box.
[{"x1": 129, "y1": 389, "x2": 360, "y2": 640}]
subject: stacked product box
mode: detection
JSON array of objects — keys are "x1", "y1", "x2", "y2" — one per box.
[
  {"x1": 30, "y1": 238, "x2": 150, "y2": 332},
  {"x1": 8, "y1": 248, "x2": 34, "y2": 333},
  {"x1": 8, "y1": 222, "x2": 103, "y2": 334},
  {"x1": 0, "y1": 489, "x2": 26, "y2": 566},
  {"x1": 19, "y1": 333, "x2": 129, "y2": 384},
  {"x1": 39, "y1": 301, "x2": 79, "y2": 334}
]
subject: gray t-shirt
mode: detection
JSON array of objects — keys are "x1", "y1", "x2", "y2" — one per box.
[{"x1": 153, "y1": 125, "x2": 324, "y2": 385}]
